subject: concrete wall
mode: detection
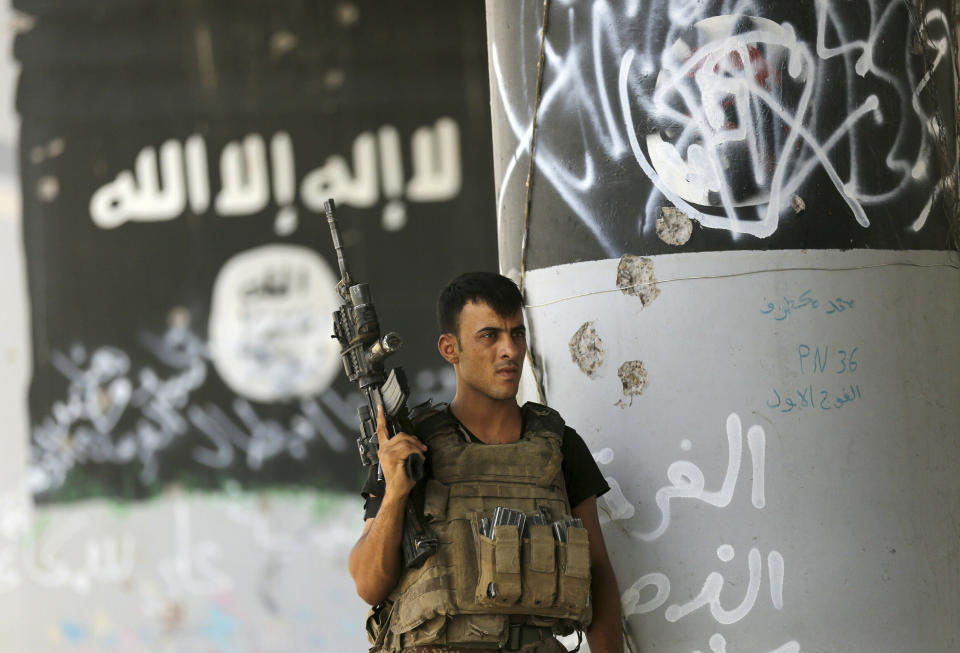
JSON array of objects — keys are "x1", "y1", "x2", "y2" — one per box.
[
  {"x1": 487, "y1": 1, "x2": 960, "y2": 652},
  {"x1": 2, "y1": 2, "x2": 495, "y2": 650}
]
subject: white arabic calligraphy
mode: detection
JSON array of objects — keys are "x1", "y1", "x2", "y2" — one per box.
[
  {"x1": 665, "y1": 547, "x2": 764, "y2": 624},
  {"x1": 19, "y1": 514, "x2": 135, "y2": 593},
  {"x1": 90, "y1": 119, "x2": 463, "y2": 234},
  {"x1": 406, "y1": 117, "x2": 461, "y2": 201},
  {"x1": 631, "y1": 413, "x2": 766, "y2": 541},
  {"x1": 90, "y1": 139, "x2": 187, "y2": 229},
  {"x1": 622, "y1": 546, "x2": 785, "y2": 626},
  {"x1": 216, "y1": 134, "x2": 271, "y2": 216}
]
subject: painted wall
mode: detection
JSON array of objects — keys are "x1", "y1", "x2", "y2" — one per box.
[
  {"x1": 19, "y1": 0, "x2": 495, "y2": 501},
  {"x1": 487, "y1": 2, "x2": 960, "y2": 652},
  {"x1": 2, "y1": 1, "x2": 496, "y2": 650}
]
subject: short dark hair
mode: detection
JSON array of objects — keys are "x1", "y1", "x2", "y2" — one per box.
[{"x1": 437, "y1": 272, "x2": 523, "y2": 335}]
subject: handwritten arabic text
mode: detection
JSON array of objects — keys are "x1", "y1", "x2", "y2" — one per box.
[
  {"x1": 761, "y1": 291, "x2": 855, "y2": 321},
  {"x1": 767, "y1": 383, "x2": 863, "y2": 413}
]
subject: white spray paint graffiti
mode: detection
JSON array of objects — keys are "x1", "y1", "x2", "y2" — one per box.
[
  {"x1": 602, "y1": 411, "x2": 794, "y2": 648},
  {"x1": 20, "y1": 514, "x2": 137, "y2": 593},
  {"x1": 0, "y1": 483, "x2": 363, "y2": 626},
  {"x1": 621, "y1": 545, "x2": 785, "y2": 624},
  {"x1": 621, "y1": 413, "x2": 767, "y2": 542},
  {"x1": 29, "y1": 317, "x2": 453, "y2": 495},
  {"x1": 491, "y1": 1, "x2": 956, "y2": 245}
]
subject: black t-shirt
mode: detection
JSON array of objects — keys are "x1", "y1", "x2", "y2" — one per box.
[{"x1": 361, "y1": 407, "x2": 610, "y2": 521}]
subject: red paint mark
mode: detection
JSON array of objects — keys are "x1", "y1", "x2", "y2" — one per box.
[
  {"x1": 730, "y1": 47, "x2": 776, "y2": 88},
  {"x1": 683, "y1": 40, "x2": 783, "y2": 88}
]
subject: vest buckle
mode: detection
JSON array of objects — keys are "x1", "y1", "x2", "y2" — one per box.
[
  {"x1": 506, "y1": 623, "x2": 522, "y2": 651},
  {"x1": 504, "y1": 623, "x2": 550, "y2": 651}
]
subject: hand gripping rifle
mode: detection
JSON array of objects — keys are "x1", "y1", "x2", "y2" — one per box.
[{"x1": 324, "y1": 198, "x2": 438, "y2": 569}]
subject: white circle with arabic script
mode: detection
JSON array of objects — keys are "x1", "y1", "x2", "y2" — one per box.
[{"x1": 208, "y1": 244, "x2": 341, "y2": 402}]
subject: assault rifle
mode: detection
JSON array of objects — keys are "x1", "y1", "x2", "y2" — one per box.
[{"x1": 324, "y1": 198, "x2": 438, "y2": 569}]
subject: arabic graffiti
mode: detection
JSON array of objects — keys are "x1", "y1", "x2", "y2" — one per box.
[
  {"x1": 30, "y1": 316, "x2": 456, "y2": 497},
  {"x1": 0, "y1": 491, "x2": 228, "y2": 601},
  {"x1": 631, "y1": 5, "x2": 958, "y2": 237},
  {"x1": 627, "y1": 414, "x2": 766, "y2": 542},
  {"x1": 824, "y1": 298, "x2": 856, "y2": 315},
  {"x1": 607, "y1": 411, "x2": 798, "y2": 650},
  {"x1": 31, "y1": 324, "x2": 327, "y2": 494},
  {"x1": 767, "y1": 383, "x2": 863, "y2": 413},
  {"x1": 761, "y1": 291, "x2": 855, "y2": 321},
  {"x1": 0, "y1": 481, "x2": 363, "y2": 613},
  {"x1": 489, "y1": 1, "x2": 956, "y2": 263},
  {"x1": 766, "y1": 343, "x2": 863, "y2": 413},
  {"x1": 622, "y1": 546, "x2": 785, "y2": 624},
  {"x1": 26, "y1": 315, "x2": 423, "y2": 497},
  {"x1": 89, "y1": 118, "x2": 462, "y2": 234}
]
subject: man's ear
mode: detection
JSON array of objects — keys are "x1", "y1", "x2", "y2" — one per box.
[{"x1": 438, "y1": 333, "x2": 459, "y2": 364}]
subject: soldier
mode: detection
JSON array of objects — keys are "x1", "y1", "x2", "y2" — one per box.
[{"x1": 349, "y1": 272, "x2": 623, "y2": 653}]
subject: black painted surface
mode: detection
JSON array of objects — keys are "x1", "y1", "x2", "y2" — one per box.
[
  {"x1": 487, "y1": 0, "x2": 958, "y2": 272},
  {"x1": 19, "y1": 1, "x2": 496, "y2": 501}
]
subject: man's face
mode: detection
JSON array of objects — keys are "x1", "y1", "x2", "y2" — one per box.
[{"x1": 448, "y1": 300, "x2": 526, "y2": 402}]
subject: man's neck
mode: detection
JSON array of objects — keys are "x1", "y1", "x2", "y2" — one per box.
[{"x1": 449, "y1": 394, "x2": 522, "y2": 444}]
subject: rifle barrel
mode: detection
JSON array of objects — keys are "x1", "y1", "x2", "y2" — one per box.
[{"x1": 324, "y1": 198, "x2": 352, "y2": 288}]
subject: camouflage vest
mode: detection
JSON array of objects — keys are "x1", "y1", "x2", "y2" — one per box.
[{"x1": 368, "y1": 402, "x2": 592, "y2": 652}]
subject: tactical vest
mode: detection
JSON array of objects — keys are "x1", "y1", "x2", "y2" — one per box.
[{"x1": 368, "y1": 402, "x2": 593, "y2": 652}]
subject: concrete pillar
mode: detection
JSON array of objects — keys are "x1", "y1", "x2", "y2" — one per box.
[{"x1": 486, "y1": 2, "x2": 959, "y2": 651}]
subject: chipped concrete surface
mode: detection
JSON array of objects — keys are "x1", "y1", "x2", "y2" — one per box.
[
  {"x1": 617, "y1": 360, "x2": 647, "y2": 396},
  {"x1": 569, "y1": 321, "x2": 604, "y2": 377},
  {"x1": 616, "y1": 254, "x2": 660, "y2": 306},
  {"x1": 656, "y1": 207, "x2": 693, "y2": 246},
  {"x1": 615, "y1": 360, "x2": 647, "y2": 408},
  {"x1": 792, "y1": 194, "x2": 806, "y2": 214},
  {"x1": 520, "y1": 249, "x2": 960, "y2": 653}
]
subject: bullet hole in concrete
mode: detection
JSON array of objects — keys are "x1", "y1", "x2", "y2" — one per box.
[
  {"x1": 615, "y1": 360, "x2": 647, "y2": 408},
  {"x1": 792, "y1": 195, "x2": 806, "y2": 214},
  {"x1": 656, "y1": 207, "x2": 692, "y2": 246},
  {"x1": 569, "y1": 321, "x2": 604, "y2": 378},
  {"x1": 616, "y1": 254, "x2": 660, "y2": 306},
  {"x1": 618, "y1": 360, "x2": 647, "y2": 396}
]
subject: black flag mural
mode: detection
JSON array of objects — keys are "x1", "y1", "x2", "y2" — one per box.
[{"x1": 18, "y1": 0, "x2": 496, "y2": 501}]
